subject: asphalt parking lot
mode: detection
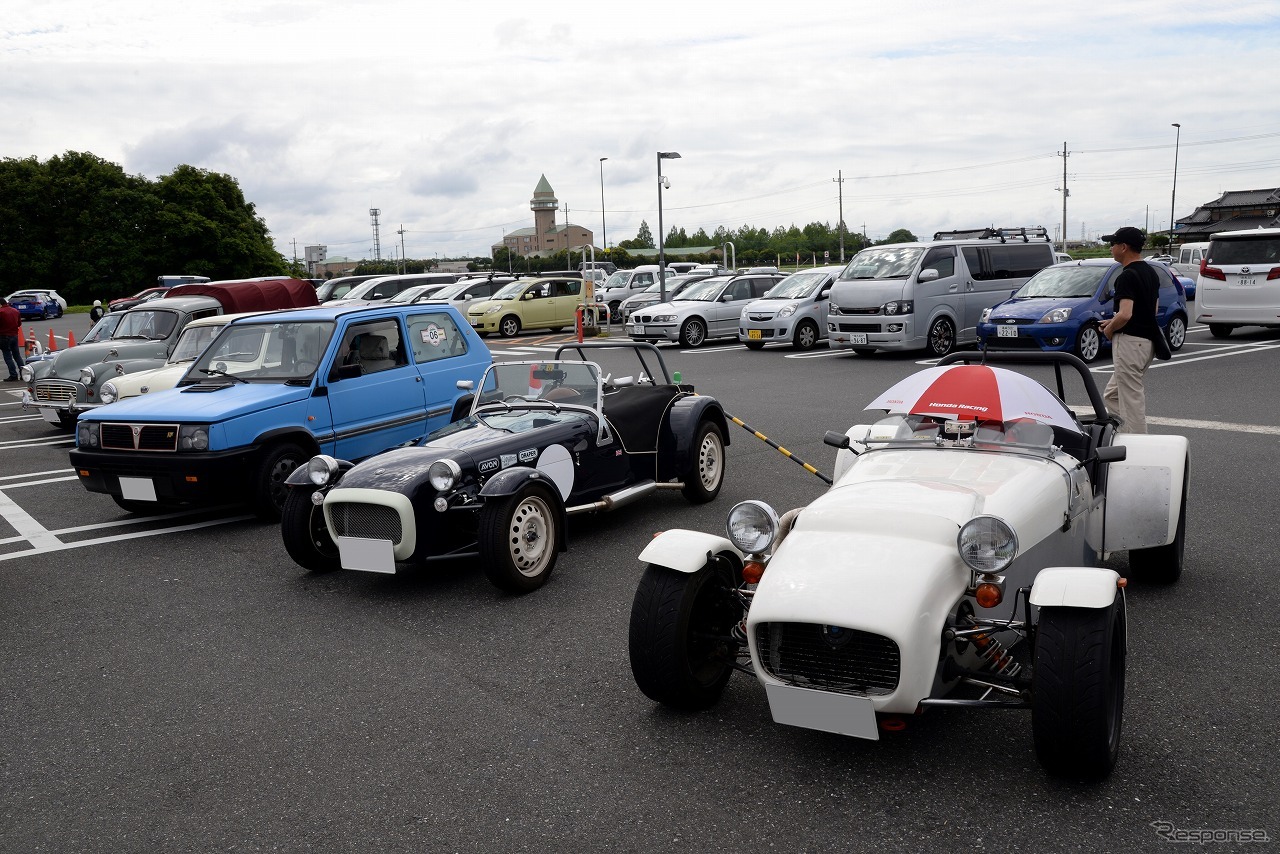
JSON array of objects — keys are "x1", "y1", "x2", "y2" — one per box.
[{"x1": 2, "y1": 321, "x2": 1277, "y2": 852}]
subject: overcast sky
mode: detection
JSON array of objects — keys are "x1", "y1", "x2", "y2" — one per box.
[{"x1": 5, "y1": 1, "x2": 1280, "y2": 263}]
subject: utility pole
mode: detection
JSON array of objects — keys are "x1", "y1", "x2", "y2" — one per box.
[
  {"x1": 833, "y1": 170, "x2": 846, "y2": 262},
  {"x1": 290, "y1": 238, "x2": 298, "y2": 270},
  {"x1": 397, "y1": 225, "x2": 406, "y2": 274},
  {"x1": 1056, "y1": 142, "x2": 1070, "y2": 254},
  {"x1": 369, "y1": 208, "x2": 382, "y2": 261}
]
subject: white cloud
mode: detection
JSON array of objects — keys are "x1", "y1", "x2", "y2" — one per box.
[{"x1": 3, "y1": 1, "x2": 1279, "y2": 259}]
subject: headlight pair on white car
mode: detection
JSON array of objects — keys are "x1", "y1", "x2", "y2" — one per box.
[{"x1": 726, "y1": 500, "x2": 1017, "y2": 574}]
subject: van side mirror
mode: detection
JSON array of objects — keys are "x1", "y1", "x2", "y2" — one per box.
[
  {"x1": 918, "y1": 269, "x2": 939, "y2": 283},
  {"x1": 332, "y1": 363, "x2": 362, "y2": 381}
]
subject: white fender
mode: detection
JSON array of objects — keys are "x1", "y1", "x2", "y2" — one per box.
[
  {"x1": 1103, "y1": 433, "x2": 1190, "y2": 551},
  {"x1": 832, "y1": 424, "x2": 874, "y2": 484},
  {"x1": 1030, "y1": 567, "x2": 1122, "y2": 609},
  {"x1": 637, "y1": 529, "x2": 742, "y2": 574}
]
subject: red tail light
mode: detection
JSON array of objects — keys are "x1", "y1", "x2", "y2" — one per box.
[
  {"x1": 1268, "y1": 267, "x2": 1280, "y2": 281},
  {"x1": 1200, "y1": 258, "x2": 1226, "y2": 281}
]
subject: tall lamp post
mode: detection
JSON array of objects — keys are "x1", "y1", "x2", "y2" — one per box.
[
  {"x1": 1169, "y1": 123, "x2": 1182, "y2": 254},
  {"x1": 599, "y1": 157, "x2": 608, "y2": 255},
  {"x1": 657, "y1": 151, "x2": 681, "y2": 302}
]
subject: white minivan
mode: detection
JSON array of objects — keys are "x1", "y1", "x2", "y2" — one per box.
[
  {"x1": 596, "y1": 265, "x2": 670, "y2": 322},
  {"x1": 1194, "y1": 227, "x2": 1280, "y2": 338},
  {"x1": 1177, "y1": 241, "x2": 1211, "y2": 267},
  {"x1": 827, "y1": 227, "x2": 1057, "y2": 357}
]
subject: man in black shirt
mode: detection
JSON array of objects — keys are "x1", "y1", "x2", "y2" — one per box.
[{"x1": 1099, "y1": 226, "x2": 1160, "y2": 432}]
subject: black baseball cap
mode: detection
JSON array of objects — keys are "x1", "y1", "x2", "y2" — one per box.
[{"x1": 1101, "y1": 226, "x2": 1145, "y2": 250}]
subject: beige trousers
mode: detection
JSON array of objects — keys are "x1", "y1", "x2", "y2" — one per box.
[{"x1": 1103, "y1": 333, "x2": 1154, "y2": 433}]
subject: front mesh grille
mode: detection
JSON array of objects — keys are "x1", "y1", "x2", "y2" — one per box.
[
  {"x1": 835, "y1": 322, "x2": 881, "y2": 333},
  {"x1": 328, "y1": 502, "x2": 404, "y2": 544},
  {"x1": 100, "y1": 423, "x2": 180, "y2": 451},
  {"x1": 34, "y1": 380, "x2": 79, "y2": 403},
  {"x1": 756, "y1": 622, "x2": 900, "y2": 696}
]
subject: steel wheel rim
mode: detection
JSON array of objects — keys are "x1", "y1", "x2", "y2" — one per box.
[
  {"x1": 1167, "y1": 318, "x2": 1185, "y2": 349},
  {"x1": 268, "y1": 454, "x2": 300, "y2": 508},
  {"x1": 509, "y1": 495, "x2": 553, "y2": 576},
  {"x1": 697, "y1": 432, "x2": 723, "y2": 490}
]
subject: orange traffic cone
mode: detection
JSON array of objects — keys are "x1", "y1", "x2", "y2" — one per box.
[
  {"x1": 17, "y1": 327, "x2": 26, "y2": 350},
  {"x1": 66, "y1": 330, "x2": 76, "y2": 348},
  {"x1": 48, "y1": 329, "x2": 57, "y2": 352}
]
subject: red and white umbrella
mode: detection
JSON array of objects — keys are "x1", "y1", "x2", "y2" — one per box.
[{"x1": 864, "y1": 364, "x2": 1081, "y2": 433}]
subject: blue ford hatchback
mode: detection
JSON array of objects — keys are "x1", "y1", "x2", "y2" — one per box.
[{"x1": 977, "y1": 259, "x2": 1188, "y2": 363}]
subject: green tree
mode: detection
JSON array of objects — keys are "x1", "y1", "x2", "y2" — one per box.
[
  {"x1": 0, "y1": 151, "x2": 285, "y2": 305},
  {"x1": 880, "y1": 228, "x2": 917, "y2": 245},
  {"x1": 626, "y1": 220, "x2": 654, "y2": 249}
]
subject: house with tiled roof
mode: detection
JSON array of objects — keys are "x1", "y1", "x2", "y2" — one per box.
[
  {"x1": 493, "y1": 176, "x2": 595, "y2": 257},
  {"x1": 1174, "y1": 188, "x2": 1280, "y2": 241}
]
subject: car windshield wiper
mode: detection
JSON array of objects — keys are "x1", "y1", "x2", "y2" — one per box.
[{"x1": 200, "y1": 367, "x2": 249, "y2": 384}]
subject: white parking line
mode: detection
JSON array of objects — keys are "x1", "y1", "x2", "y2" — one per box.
[
  {"x1": 1146, "y1": 416, "x2": 1280, "y2": 435},
  {"x1": 0, "y1": 490, "x2": 63, "y2": 551},
  {"x1": 0, "y1": 514, "x2": 254, "y2": 562}
]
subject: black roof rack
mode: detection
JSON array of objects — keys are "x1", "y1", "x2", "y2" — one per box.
[{"x1": 932, "y1": 226, "x2": 1051, "y2": 243}]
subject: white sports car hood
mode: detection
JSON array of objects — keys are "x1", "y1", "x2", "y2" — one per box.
[{"x1": 747, "y1": 448, "x2": 1071, "y2": 681}]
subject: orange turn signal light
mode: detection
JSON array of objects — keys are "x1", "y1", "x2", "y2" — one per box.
[
  {"x1": 975, "y1": 581, "x2": 1003, "y2": 609},
  {"x1": 185, "y1": 476, "x2": 199, "y2": 483},
  {"x1": 1117, "y1": 577, "x2": 1128, "y2": 588},
  {"x1": 742, "y1": 560, "x2": 766, "y2": 585}
]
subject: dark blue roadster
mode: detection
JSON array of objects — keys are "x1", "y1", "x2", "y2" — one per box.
[{"x1": 280, "y1": 342, "x2": 730, "y2": 592}]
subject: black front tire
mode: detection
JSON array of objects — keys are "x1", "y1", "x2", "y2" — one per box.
[
  {"x1": 743, "y1": 340, "x2": 765, "y2": 350},
  {"x1": 1208, "y1": 323, "x2": 1233, "y2": 339},
  {"x1": 1032, "y1": 594, "x2": 1126, "y2": 781},
  {"x1": 478, "y1": 484, "x2": 561, "y2": 593},
  {"x1": 793, "y1": 320, "x2": 820, "y2": 351},
  {"x1": 628, "y1": 560, "x2": 743, "y2": 710},
  {"x1": 679, "y1": 318, "x2": 707, "y2": 348},
  {"x1": 1127, "y1": 456, "x2": 1188, "y2": 584},
  {"x1": 926, "y1": 316, "x2": 956, "y2": 357},
  {"x1": 681, "y1": 420, "x2": 725, "y2": 504},
  {"x1": 1165, "y1": 315, "x2": 1187, "y2": 351},
  {"x1": 1075, "y1": 323, "x2": 1102, "y2": 363},
  {"x1": 498, "y1": 315, "x2": 521, "y2": 338},
  {"x1": 281, "y1": 487, "x2": 340, "y2": 572},
  {"x1": 252, "y1": 442, "x2": 307, "y2": 521}
]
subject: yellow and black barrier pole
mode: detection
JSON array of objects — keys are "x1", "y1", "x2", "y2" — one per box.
[{"x1": 726, "y1": 413, "x2": 833, "y2": 485}]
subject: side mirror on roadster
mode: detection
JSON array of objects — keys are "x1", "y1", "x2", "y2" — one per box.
[
  {"x1": 823, "y1": 431, "x2": 851, "y2": 450},
  {"x1": 1091, "y1": 445, "x2": 1126, "y2": 465}
]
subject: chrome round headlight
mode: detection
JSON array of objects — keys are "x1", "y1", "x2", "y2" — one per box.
[
  {"x1": 79, "y1": 366, "x2": 95, "y2": 386},
  {"x1": 726, "y1": 500, "x2": 780, "y2": 555},
  {"x1": 19, "y1": 365, "x2": 33, "y2": 383},
  {"x1": 99, "y1": 381, "x2": 118, "y2": 405},
  {"x1": 307, "y1": 454, "x2": 340, "y2": 486},
  {"x1": 428, "y1": 459, "x2": 461, "y2": 491},
  {"x1": 957, "y1": 516, "x2": 1018, "y2": 573}
]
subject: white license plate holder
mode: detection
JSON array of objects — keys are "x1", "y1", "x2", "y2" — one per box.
[
  {"x1": 119, "y1": 477, "x2": 157, "y2": 502},
  {"x1": 40, "y1": 408, "x2": 64, "y2": 425},
  {"x1": 848, "y1": 333, "x2": 868, "y2": 345},
  {"x1": 336, "y1": 536, "x2": 397, "y2": 574},
  {"x1": 764, "y1": 682, "x2": 880, "y2": 740},
  {"x1": 998, "y1": 325, "x2": 1019, "y2": 338},
  {"x1": 628, "y1": 325, "x2": 643, "y2": 336}
]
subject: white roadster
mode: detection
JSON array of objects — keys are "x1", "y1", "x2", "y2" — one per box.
[{"x1": 628, "y1": 352, "x2": 1188, "y2": 781}]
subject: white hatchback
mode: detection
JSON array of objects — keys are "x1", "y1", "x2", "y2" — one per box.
[{"x1": 627, "y1": 273, "x2": 784, "y2": 348}]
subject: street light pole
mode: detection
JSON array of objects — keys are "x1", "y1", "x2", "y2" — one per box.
[
  {"x1": 657, "y1": 151, "x2": 681, "y2": 302},
  {"x1": 599, "y1": 157, "x2": 608, "y2": 254},
  {"x1": 1169, "y1": 123, "x2": 1182, "y2": 255}
]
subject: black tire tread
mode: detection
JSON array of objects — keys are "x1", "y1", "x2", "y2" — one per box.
[{"x1": 280, "y1": 487, "x2": 340, "y2": 573}]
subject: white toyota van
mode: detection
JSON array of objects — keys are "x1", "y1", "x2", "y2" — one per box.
[{"x1": 827, "y1": 227, "x2": 1056, "y2": 357}]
